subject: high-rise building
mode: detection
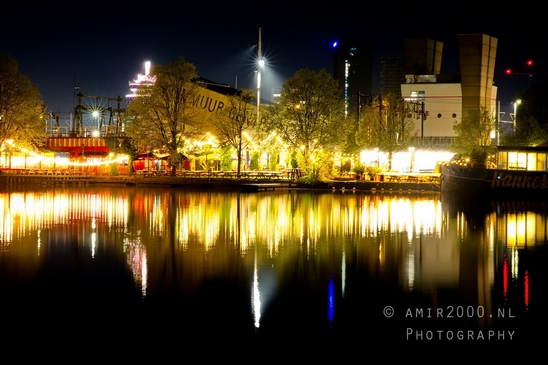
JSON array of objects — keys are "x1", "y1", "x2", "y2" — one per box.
[
  {"x1": 457, "y1": 33, "x2": 497, "y2": 117},
  {"x1": 402, "y1": 38, "x2": 443, "y2": 75},
  {"x1": 333, "y1": 40, "x2": 372, "y2": 117},
  {"x1": 126, "y1": 61, "x2": 156, "y2": 101},
  {"x1": 380, "y1": 56, "x2": 405, "y2": 97}
]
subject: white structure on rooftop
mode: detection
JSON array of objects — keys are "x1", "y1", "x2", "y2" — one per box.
[{"x1": 126, "y1": 61, "x2": 156, "y2": 100}]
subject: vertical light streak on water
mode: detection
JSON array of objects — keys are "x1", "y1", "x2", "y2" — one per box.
[
  {"x1": 91, "y1": 232, "x2": 97, "y2": 259},
  {"x1": 91, "y1": 217, "x2": 97, "y2": 258},
  {"x1": 328, "y1": 276, "x2": 334, "y2": 325},
  {"x1": 307, "y1": 210, "x2": 314, "y2": 260},
  {"x1": 141, "y1": 246, "x2": 148, "y2": 298},
  {"x1": 512, "y1": 245, "x2": 519, "y2": 282},
  {"x1": 252, "y1": 253, "x2": 261, "y2": 329},
  {"x1": 341, "y1": 245, "x2": 346, "y2": 298},
  {"x1": 408, "y1": 250, "x2": 415, "y2": 292},
  {"x1": 379, "y1": 242, "x2": 383, "y2": 264},
  {"x1": 300, "y1": 215, "x2": 304, "y2": 252},
  {"x1": 503, "y1": 255, "x2": 508, "y2": 305},
  {"x1": 488, "y1": 215, "x2": 495, "y2": 290},
  {"x1": 524, "y1": 270, "x2": 529, "y2": 311}
]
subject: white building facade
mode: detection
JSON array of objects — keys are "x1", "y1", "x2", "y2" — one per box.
[{"x1": 401, "y1": 78, "x2": 498, "y2": 141}]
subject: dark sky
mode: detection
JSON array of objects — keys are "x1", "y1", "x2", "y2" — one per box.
[{"x1": 1, "y1": 3, "x2": 545, "y2": 121}]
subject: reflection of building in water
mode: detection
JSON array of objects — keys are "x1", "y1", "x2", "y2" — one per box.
[
  {"x1": 491, "y1": 205, "x2": 546, "y2": 313},
  {"x1": 328, "y1": 275, "x2": 335, "y2": 326},
  {"x1": 124, "y1": 235, "x2": 148, "y2": 298},
  {"x1": 410, "y1": 235, "x2": 460, "y2": 291},
  {"x1": 388, "y1": 198, "x2": 460, "y2": 293},
  {"x1": 398, "y1": 199, "x2": 497, "y2": 329}
]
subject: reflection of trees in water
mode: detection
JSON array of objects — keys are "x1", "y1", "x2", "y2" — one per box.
[
  {"x1": 3, "y1": 188, "x2": 548, "y2": 335},
  {"x1": 123, "y1": 233, "x2": 147, "y2": 298}
]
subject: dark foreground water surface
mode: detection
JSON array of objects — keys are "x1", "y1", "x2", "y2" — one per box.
[{"x1": 1, "y1": 186, "x2": 547, "y2": 356}]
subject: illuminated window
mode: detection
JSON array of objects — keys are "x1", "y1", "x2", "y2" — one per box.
[
  {"x1": 508, "y1": 152, "x2": 527, "y2": 170},
  {"x1": 527, "y1": 153, "x2": 536, "y2": 171},
  {"x1": 408, "y1": 91, "x2": 425, "y2": 101},
  {"x1": 498, "y1": 151, "x2": 508, "y2": 169},
  {"x1": 537, "y1": 153, "x2": 547, "y2": 171}
]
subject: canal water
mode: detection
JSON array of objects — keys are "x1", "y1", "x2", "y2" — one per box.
[{"x1": 0, "y1": 187, "x2": 546, "y2": 354}]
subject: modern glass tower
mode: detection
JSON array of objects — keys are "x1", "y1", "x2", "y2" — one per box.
[{"x1": 333, "y1": 40, "x2": 372, "y2": 117}]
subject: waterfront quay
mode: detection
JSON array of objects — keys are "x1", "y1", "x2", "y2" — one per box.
[{"x1": 0, "y1": 170, "x2": 440, "y2": 194}]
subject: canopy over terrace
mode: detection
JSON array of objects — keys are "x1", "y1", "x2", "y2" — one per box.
[
  {"x1": 44, "y1": 137, "x2": 112, "y2": 158},
  {"x1": 54, "y1": 146, "x2": 111, "y2": 158},
  {"x1": 134, "y1": 152, "x2": 187, "y2": 171}
]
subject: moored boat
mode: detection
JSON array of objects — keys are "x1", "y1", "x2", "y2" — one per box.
[{"x1": 441, "y1": 145, "x2": 548, "y2": 197}]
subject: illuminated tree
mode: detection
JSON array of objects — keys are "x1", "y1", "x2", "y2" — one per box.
[
  {"x1": 125, "y1": 57, "x2": 204, "y2": 175},
  {"x1": 0, "y1": 54, "x2": 46, "y2": 151},
  {"x1": 211, "y1": 88, "x2": 257, "y2": 175},
  {"x1": 452, "y1": 107, "x2": 497, "y2": 155},
  {"x1": 502, "y1": 80, "x2": 548, "y2": 146},
  {"x1": 355, "y1": 93, "x2": 416, "y2": 170},
  {"x1": 262, "y1": 68, "x2": 347, "y2": 178}
]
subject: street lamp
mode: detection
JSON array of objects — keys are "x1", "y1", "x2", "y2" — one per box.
[
  {"x1": 513, "y1": 99, "x2": 521, "y2": 134},
  {"x1": 408, "y1": 147, "x2": 415, "y2": 172},
  {"x1": 256, "y1": 27, "x2": 264, "y2": 122},
  {"x1": 92, "y1": 109, "x2": 102, "y2": 137}
]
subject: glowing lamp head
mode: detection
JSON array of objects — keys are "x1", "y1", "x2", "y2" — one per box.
[
  {"x1": 258, "y1": 59, "x2": 265, "y2": 67},
  {"x1": 333, "y1": 41, "x2": 338, "y2": 48}
]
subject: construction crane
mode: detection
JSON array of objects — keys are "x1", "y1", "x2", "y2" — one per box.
[
  {"x1": 73, "y1": 92, "x2": 126, "y2": 137},
  {"x1": 506, "y1": 60, "x2": 548, "y2": 88}
]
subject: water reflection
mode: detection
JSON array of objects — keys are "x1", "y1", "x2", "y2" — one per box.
[{"x1": 0, "y1": 187, "x2": 546, "y2": 346}]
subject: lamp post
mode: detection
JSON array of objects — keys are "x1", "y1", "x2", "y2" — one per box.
[
  {"x1": 256, "y1": 27, "x2": 264, "y2": 122},
  {"x1": 513, "y1": 99, "x2": 521, "y2": 134}
]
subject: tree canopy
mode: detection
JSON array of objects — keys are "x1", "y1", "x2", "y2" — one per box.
[
  {"x1": 504, "y1": 80, "x2": 548, "y2": 146},
  {"x1": 0, "y1": 54, "x2": 46, "y2": 149},
  {"x1": 451, "y1": 107, "x2": 496, "y2": 155},
  {"x1": 355, "y1": 93, "x2": 416, "y2": 170},
  {"x1": 262, "y1": 68, "x2": 347, "y2": 177},
  {"x1": 125, "y1": 57, "x2": 204, "y2": 175},
  {"x1": 210, "y1": 88, "x2": 257, "y2": 174}
]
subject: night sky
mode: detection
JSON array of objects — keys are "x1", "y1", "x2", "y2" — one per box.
[{"x1": 1, "y1": 3, "x2": 545, "y2": 122}]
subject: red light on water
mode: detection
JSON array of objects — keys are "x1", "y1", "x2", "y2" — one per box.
[
  {"x1": 503, "y1": 255, "x2": 508, "y2": 304},
  {"x1": 525, "y1": 270, "x2": 529, "y2": 311}
]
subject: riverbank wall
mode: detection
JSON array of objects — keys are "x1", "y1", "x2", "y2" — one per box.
[{"x1": 0, "y1": 173, "x2": 440, "y2": 194}]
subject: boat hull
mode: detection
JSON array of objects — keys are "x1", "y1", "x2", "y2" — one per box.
[{"x1": 441, "y1": 164, "x2": 548, "y2": 198}]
